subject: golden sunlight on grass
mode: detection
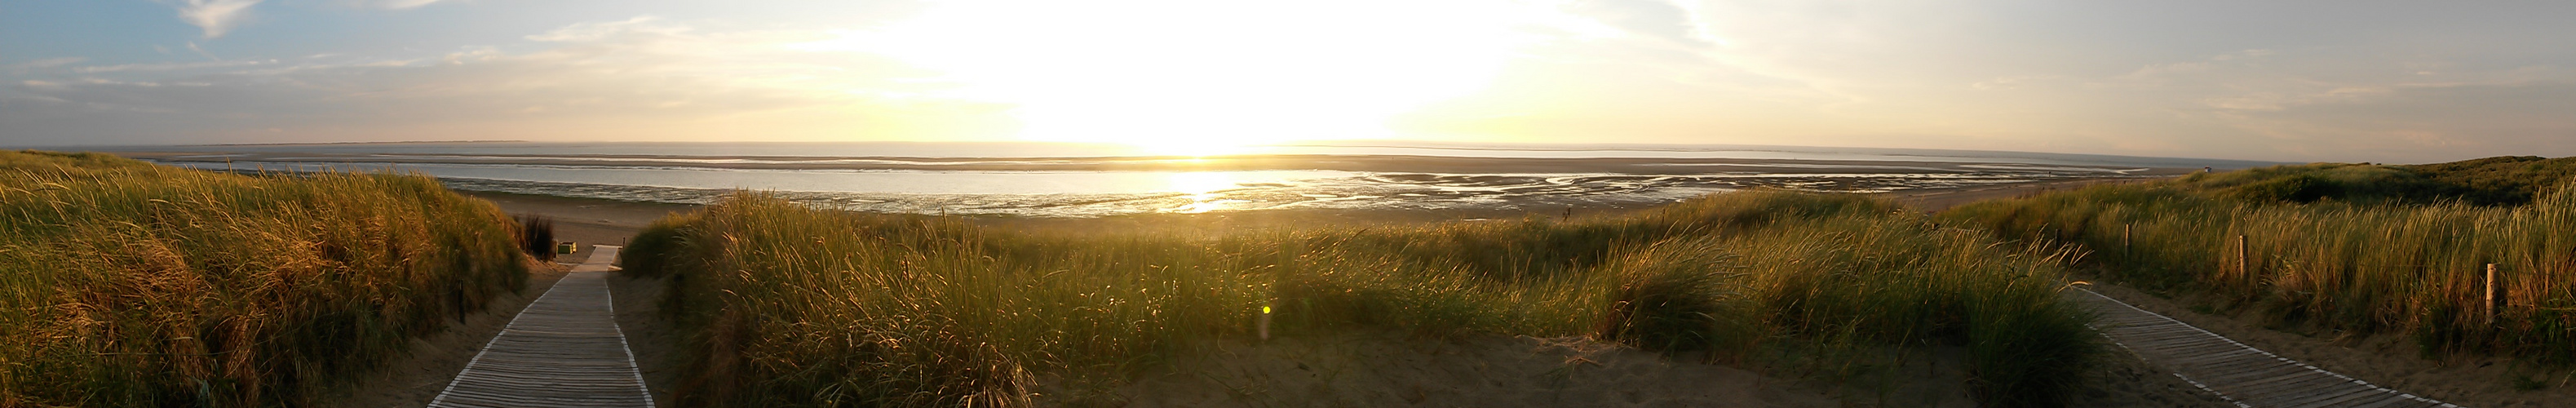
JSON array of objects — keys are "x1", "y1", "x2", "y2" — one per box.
[
  {"x1": 0, "y1": 151, "x2": 529, "y2": 406},
  {"x1": 621, "y1": 191, "x2": 2101, "y2": 407}
]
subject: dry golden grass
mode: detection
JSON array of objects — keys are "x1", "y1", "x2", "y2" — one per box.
[
  {"x1": 623, "y1": 190, "x2": 2100, "y2": 407},
  {"x1": 0, "y1": 151, "x2": 528, "y2": 406},
  {"x1": 1946, "y1": 171, "x2": 2576, "y2": 361}
]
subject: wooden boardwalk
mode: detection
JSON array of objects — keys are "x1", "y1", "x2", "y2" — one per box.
[
  {"x1": 2074, "y1": 289, "x2": 2461, "y2": 408},
  {"x1": 431, "y1": 245, "x2": 653, "y2": 408}
]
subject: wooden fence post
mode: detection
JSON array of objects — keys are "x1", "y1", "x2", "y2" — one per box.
[
  {"x1": 453, "y1": 288, "x2": 467, "y2": 324},
  {"x1": 2486, "y1": 263, "x2": 2498, "y2": 326},
  {"x1": 2236, "y1": 234, "x2": 2249, "y2": 282},
  {"x1": 2122, "y1": 223, "x2": 2132, "y2": 258}
]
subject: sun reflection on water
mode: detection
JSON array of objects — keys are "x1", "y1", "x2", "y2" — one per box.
[{"x1": 1166, "y1": 172, "x2": 1242, "y2": 213}]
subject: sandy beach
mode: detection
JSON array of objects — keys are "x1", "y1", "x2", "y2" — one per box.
[{"x1": 463, "y1": 191, "x2": 696, "y2": 246}]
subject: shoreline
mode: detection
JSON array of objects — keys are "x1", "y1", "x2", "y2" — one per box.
[
  {"x1": 110, "y1": 150, "x2": 2211, "y2": 175},
  {"x1": 115, "y1": 149, "x2": 2193, "y2": 219},
  {"x1": 463, "y1": 175, "x2": 2171, "y2": 246}
]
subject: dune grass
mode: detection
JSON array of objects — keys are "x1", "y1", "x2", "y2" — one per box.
[
  {"x1": 0, "y1": 151, "x2": 529, "y2": 406},
  {"x1": 622, "y1": 190, "x2": 2100, "y2": 407},
  {"x1": 2163, "y1": 157, "x2": 2576, "y2": 206},
  {"x1": 1945, "y1": 165, "x2": 2576, "y2": 361}
]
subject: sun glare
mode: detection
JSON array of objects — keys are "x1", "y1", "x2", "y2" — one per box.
[
  {"x1": 799, "y1": 0, "x2": 1554, "y2": 154},
  {"x1": 1166, "y1": 171, "x2": 1241, "y2": 213}
]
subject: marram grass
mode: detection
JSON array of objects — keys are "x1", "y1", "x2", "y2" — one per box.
[
  {"x1": 0, "y1": 151, "x2": 529, "y2": 406},
  {"x1": 1945, "y1": 170, "x2": 2576, "y2": 361},
  {"x1": 623, "y1": 190, "x2": 2100, "y2": 407}
]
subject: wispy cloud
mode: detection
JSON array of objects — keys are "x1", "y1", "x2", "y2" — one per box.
[
  {"x1": 72, "y1": 60, "x2": 271, "y2": 73},
  {"x1": 524, "y1": 16, "x2": 677, "y2": 42},
  {"x1": 1565, "y1": 0, "x2": 1711, "y2": 46},
  {"x1": 186, "y1": 42, "x2": 224, "y2": 60},
  {"x1": 6, "y1": 18, "x2": 998, "y2": 144},
  {"x1": 173, "y1": 0, "x2": 263, "y2": 38},
  {"x1": 375, "y1": 0, "x2": 445, "y2": 10},
  {"x1": 7, "y1": 57, "x2": 90, "y2": 70},
  {"x1": 12, "y1": 2, "x2": 2575, "y2": 162}
]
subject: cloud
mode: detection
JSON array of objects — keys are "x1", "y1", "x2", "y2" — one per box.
[
  {"x1": 1565, "y1": 0, "x2": 1710, "y2": 46},
  {"x1": 71, "y1": 60, "x2": 272, "y2": 73},
  {"x1": 7, "y1": 57, "x2": 88, "y2": 70},
  {"x1": 2104, "y1": 50, "x2": 2274, "y2": 86},
  {"x1": 15, "y1": 2, "x2": 2576, "y2": 162},
  {"x1": 173, "y1": 0, "x2": 264, "y2": 38},
  {"x1": 375, "y1": 0, "x2": 443, "y2": 10},
  {"x1": 524, "y1": 16, "x2": 679, "y2": 42},
  {"x1": 2209, "y1": 82, "x2": 2576, "y2": 159},
  {"x1": 4, "y1": 18, "x2": 1007, "y2": 145}
]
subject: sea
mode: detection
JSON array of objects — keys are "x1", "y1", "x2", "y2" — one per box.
[{"x1": 59, "y1": 141, "x2": 2273, "y2": 217}]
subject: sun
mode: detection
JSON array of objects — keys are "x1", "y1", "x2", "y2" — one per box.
[{"x1": 799, "y1": 0, "x2": 1556, "y2": 153}]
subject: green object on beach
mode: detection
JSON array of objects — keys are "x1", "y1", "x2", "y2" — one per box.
[{"x1": 556, "y1": 242, "x2": 577, "y2": 254}]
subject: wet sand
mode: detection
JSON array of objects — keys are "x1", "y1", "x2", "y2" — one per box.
[
  {"x1": 117, "y1": 150, "x2": 2194, "y2": 175},
  {"x1": 456, "y1": 173, "x2": 2167, "y2": 241},
  {"x1": 118, "y1": 149, "x2": 2205, "y2": 219}
]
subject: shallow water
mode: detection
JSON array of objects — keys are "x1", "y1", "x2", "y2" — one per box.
[{"x1": 103, "y1": 141, "x2": 2267, "y2": 217}]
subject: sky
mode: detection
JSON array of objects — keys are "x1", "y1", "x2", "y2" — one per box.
[{"x1": 2, "y1": 1, "x2": 2572, "y2": 163}]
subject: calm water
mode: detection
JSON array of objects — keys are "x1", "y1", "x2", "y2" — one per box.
[{"x1": 65, "y1": 141, "x2": 2270, "y2": 217}]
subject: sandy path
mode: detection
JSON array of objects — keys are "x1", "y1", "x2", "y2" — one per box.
[{"x1": 463, "y1": 192, "x2": 693, "y2": 246}]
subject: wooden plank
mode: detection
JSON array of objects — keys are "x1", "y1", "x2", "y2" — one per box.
[
  {"x1": 2070, "y1": 289, "x2": 2462, "y2": 408},
  {"x1": 2209, "y1": 367, "x2": 2323, "y2": 392},
  {"x1": 2193, "y1": 361, "x2": 2307, "y2": 384},
  {"x1": 2119, "y1": 327, "x2": 2214, "y2": 344},
  {"x1": 2228, "y1": 374, "x2": 2348, "y2": 404},
  {"x1": 2287, "y1": 386, "x2": 2395, "y2": 408},
  {"x1": 429, "y1": 246, "x2": 653, "y2": 408},
  {"x1": 2154, "y1": 342, "x2": 2258, "y2": 360}
]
